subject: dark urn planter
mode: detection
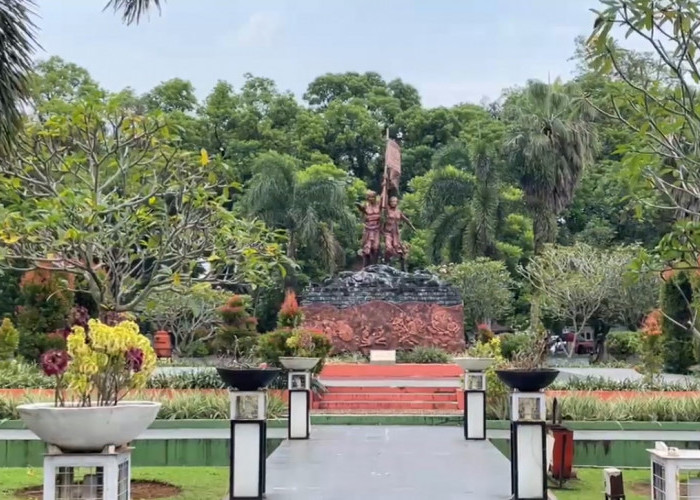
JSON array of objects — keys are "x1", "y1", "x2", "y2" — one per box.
[
  {"x1": 216, "y1": 368, "x2": 282, "y2": 391},
  {"x1": 495, "y1": 368, "x2": 559, "y2": 392}
]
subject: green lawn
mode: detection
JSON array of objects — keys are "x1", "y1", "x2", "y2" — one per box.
[
  {"x1": 0, "y1": 467, "x2": 228, "y2": 500},
  {"x1": 552, "y1": 468, "x2": 649, "y2": 500}
]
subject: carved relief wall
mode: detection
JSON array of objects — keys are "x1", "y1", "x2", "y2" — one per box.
[{"x1": 300, "y1": 265, "x2": 465, "y2": 353}]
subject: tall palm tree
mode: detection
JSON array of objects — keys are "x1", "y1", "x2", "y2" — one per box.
[
  {"x1": 422, "y1": 141, "x2": 501, "y2": 262},
  {"x1": 506, "y1": 80, "x2": 596, "y2": 254},
  {"x1": 0, "y1": 0, "x2": 162, "y2": 154},
  {"x1": 243, "y1": 152, "x2": 357, "y2": 275}
]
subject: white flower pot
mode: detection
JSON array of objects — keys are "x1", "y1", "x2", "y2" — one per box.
[
  {"x1": 279, "y1": 357, "x2": 321, "y2": 371},
  {"x1": 17, "y1": 401, "x2": 161, "y2": 452},
  {"x1": 453, "y1": 357, "x2": 495, "y2": 372}
]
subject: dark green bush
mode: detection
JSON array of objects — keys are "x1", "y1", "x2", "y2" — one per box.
[
  {"x1": 396, "y1": 346, "x2": 450, "y2": 364},
  {"x1": 661, "y1": 272, "x2": 697, "y2": 373},
  {"x1": 606, "y1": 331, "x2": 642, "y2": 358},
  {"x1": 499, "y1": 333, "x2": 531, "y2": 360}
]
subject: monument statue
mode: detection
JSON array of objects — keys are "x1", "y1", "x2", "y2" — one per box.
[
  {"x1": 357, "y1": 190, "x2": 382, "y2": 267},
  {"x1": 383, "y1": 195, "x2": 415, "y2": 271}
]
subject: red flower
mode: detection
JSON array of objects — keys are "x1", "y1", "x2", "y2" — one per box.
[
  {"x1": 125, "y1": 348, "x2": 145, "y2": 372},
  {"x1": 40, "y1": 350, "x2": 70, "y2": 377}
]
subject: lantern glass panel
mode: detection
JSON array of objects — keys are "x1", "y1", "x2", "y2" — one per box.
[
  {"x1": 291, "y1": 374, "x2": 306, "y2": 389},
  {"x1": 652, "y1": 461, "x2": 665, "y2": 500},
  {"x1": 678, "y1": 468, "x2": 700, "y2": 499},
  {"x1": 518, "y1": 397, "x2": 541, "y2": 421},
  {"x1": 466, "y1": 374, "x2": 483, "y2": 391},
  {"x1": 55, "y1": 466, "x2": 104, "y2": 499},
  {"x1": 236, "y1": 394, "x2": 260, "y2": 420}
]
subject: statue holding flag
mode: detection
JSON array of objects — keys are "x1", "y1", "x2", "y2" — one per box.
[{"x1": 353, "y1": 130, "x2": 413, "y2": 271}]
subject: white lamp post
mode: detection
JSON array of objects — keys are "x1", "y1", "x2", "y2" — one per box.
[
  {"x1": 496, "y1": 368, "x2": 559, "y2": 500},
  {"x1": 216, "y1": 367, "x2": 280, "y2": 500},
  {"x1": 454, "y1": 358, "x2": 493, "y2": 440},
  {"x1": 279, "y1": 357, "x2": 320, "y2": 440},
  {"x1": 648, "y1": 441, "x2": 700, "y2": 500},
  {"x1": 42, "y1": 445, "x2": 131, "y2": 500}
]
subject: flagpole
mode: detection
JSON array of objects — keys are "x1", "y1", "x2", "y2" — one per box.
[{"x1": 382, "y1": 128, "x2": 389, "y2": 211}]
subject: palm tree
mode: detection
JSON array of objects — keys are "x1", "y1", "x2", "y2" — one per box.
[
  {"x1": 506, "y1": 80, "x2": 596, "y2": 254},
  {"x1": 0, "y1": 0, "x2": 162, "y2": 154},
  {"x1": 243, "y1": 152, "x2": 357, "y2": 275},
  {"x1": 422, "y1": 141, "x2": 501, "y2": 262}
]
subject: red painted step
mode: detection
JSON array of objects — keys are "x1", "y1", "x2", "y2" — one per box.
[
  {"x1": 320, "y1": 392, "x2": 456, "y2": 402},
  {"x1": 317, "y1": 401, "x2": 460, "y2": 411},
  {"x1": 321, "y1": 386, "x2": 458, "y2": 394}
]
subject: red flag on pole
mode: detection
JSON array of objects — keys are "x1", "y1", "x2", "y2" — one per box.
[{"x1": 385, "y1": 139, "x2": 401, "y2": 192}]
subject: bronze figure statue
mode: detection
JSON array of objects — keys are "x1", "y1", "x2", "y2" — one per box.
[
  {"x1": 357, "y1": 190, "x2": 382, "y2": 267},
  {"x1": 383, "y1": 195, "x2": 415, "y2": 271}
]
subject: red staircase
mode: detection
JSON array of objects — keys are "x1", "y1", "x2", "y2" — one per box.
[{"x1": 313, "y1": 363, "x2": 463, "y2": 414}]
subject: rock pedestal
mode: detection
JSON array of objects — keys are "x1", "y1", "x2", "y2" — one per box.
[{"x1": 300, "y1": 265, "x2": 464, "y2": 353}]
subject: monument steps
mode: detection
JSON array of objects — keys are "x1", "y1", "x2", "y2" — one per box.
[
  {"x1": 316, "y1": 400, "x2": 460, "y2": 411},
  {"x1": 320, "y1": 391, "x2": 456, "y2": 402}
]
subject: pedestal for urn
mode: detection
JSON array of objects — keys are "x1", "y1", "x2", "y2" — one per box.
[
  {"x1": 216, "y1": 368, "x2": 280, "y2": 500},
  {"x1": 496, "y1": 368, "x2": 559, "y2": 500},
  {"x1": 454, "y1": 358, "x2": 493, "y2": 441},
  {"x1": 279, "y1": 357, "x2": 320, "y2": 440}
]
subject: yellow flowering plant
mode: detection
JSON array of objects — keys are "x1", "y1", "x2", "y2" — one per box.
[{"x1": 42, "y1": 319, "x2": 156, "y2": 407}]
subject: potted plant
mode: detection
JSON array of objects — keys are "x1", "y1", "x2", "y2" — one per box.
[
  {"x1": 495, "y1": 332, "x2": 559, "y2": 392},
  {"x1": 279, "y1": 329, "x2": 322, "y2": 371},
  {"x1": 17, "y1": 319, "x2": 161, "y2": 452},
  {"x1": 214, "y1": 341, "x2": 281, "y2": 391}
]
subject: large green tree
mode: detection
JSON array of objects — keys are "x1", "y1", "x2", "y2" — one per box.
[
  {"x1": 0, "y1": 92, "x2": 288, "y2": 312},
  {"x1": 505, "y1": 80, "x2": 597, "y2": 254}
]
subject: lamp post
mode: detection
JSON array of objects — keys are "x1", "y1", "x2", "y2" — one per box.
[
  {"x1": 216, "y1": 367, "x2": 281, "y2": 500},
  {"x1": 649, "y1": 441, "x2": 700, "y2": 500},
  {"x1": 495, "y1": 368, "x2": 559, "y2": 500},
  {"x1": 279, "y1": 357, "x2": 320, "y2": 440},
  {"x1": 453, "y1": 358, "x2": 494, "y2": 441}
]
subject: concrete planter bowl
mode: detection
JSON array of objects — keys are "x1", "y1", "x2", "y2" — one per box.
[
  {"x1": 17, "y1": 401, "x2": 161, "y2": 452},
  {"x1": 216, "y1": 368, "x2": 282, "y2": 391},
  {"x1": 279, "y1": 357, "x2": 321, "y2": 371},
  {"x1": 453, "y1": 357, "x2": 494, "y2": 372}
]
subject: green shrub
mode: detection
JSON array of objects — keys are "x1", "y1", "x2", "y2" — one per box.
[
  {"x1": 499, "y1": 333, "x2": 531, "y2": 360},
  {"x1": 214, "y1": 295, "x2": 258, "y2": 354},
  {"x1": 0, "y1": 361, "x2": 53, "y2": 388},
  {"x1": 257, "y1": 329, "x2": 332, "y2": 374},
  {"x1": 147, "y1": 369, "x2": 225, "y2": 389},
  {"x1": 396, "y1": 346, "x2": 450, "y2": 364},
  {"x1": 0, "y1": 318, "x2": 20, "y2": 360},
  {"x1": 606, "y1": 331, "x2": 642, "y2": 358},
  {"x1": 661, "y1": 272, "x2": 697, "y2": 373},
  {"x1": 549, "y1": 376, "x2": 700, "y2": 392}
]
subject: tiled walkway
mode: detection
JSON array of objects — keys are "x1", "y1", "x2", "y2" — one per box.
[{"x1": 265, "y1": 425, "x2": 511, "y2": 500}]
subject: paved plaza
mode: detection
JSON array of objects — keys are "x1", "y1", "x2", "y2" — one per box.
[{"x1": 265, "y1": 425, "x2": 511, "y2": 500}]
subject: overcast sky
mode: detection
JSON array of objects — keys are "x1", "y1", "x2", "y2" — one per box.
[{"x1": 36, "y1": 1, "x2": 609, "y2": 108}]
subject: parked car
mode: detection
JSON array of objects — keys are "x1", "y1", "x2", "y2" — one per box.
[{"x1": 562, "y1": 327, "x2": 595, "y2": 354}]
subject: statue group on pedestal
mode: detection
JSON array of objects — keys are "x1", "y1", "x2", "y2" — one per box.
[{"x1": 357, "y1": 183, "x2": 414, "y2": 271}]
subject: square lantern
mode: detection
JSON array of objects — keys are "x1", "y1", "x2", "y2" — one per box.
[
  {"x1": 603, "y1": 468, "x2": 626, "y2": 500},
  {"x1": 43, "y1": 446, "x2": 131, "y2": 500},
  {"x1": 510, "y1": 392, "x2": 548, "y2": 500},
  {"x1": 648, "y1": 442, "x2": 700, "y2": 500},
  {"x1": 228, "y1": 390, "x2": 267, "y2": 500},
  {"x1": 287, "y1": 371, "x2": 311, "y2": 440},
  {"x1": 464, "y1": 372, "x2": 486, "y2": 441}
]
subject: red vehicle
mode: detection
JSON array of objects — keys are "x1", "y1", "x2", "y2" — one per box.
[{"x1": 562, "y1": 327, "x2": 595, "y2": 355}]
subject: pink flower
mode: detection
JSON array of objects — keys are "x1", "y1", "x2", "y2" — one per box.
[
  {"x1": 125, "y1": 348, "x2": 144, "y2": 372},
  {"x1": 40, "y1": 350, "x2": 70, "y2": 377}
]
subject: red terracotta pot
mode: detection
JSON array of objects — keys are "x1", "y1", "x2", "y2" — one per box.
[{"x1": 154, "y1": 330, "x2": 172, "y2": 358}]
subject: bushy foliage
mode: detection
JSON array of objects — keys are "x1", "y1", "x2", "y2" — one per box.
[
  {"x1": 606, "y1": 331, "x2": 642, "y2": 358},
  {"x1": 0, "y1": 318, "x2": 19, "y2": 360},
  {"x1": 396, "y1": 346, "x2": 450, "y2": 364},
  {"x1": 661, "y1": 272, "x2": 696, "y2": 374},
  {"x1": 15, "y1": 269, "x2": 74, "y2": 362},
  {"x1": 498, "y1": 333, "x2": 531, "y2": 360},
  {"x1": 214, "y1": 295, "x2": 258, "y2": 354},
  {"x1": 257, "y1": 329, "x2": 332, "y2": 374}
]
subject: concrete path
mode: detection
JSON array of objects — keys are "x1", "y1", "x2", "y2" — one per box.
[{"x1": 265, "y1": 425, "x2": 511, "y2": 500}]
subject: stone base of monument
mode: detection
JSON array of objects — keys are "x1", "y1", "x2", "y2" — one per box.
[
  {"x1": 300, "y1": 265, "x2": 465, "y2": 354},
  {"x1": 369, "y1": 349, "x2": 396, "y2": 365}
]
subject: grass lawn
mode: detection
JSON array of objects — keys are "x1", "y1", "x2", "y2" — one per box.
[
  {"x1": 0, "y1": 467, "x2": 228, "y2": 500},
  {"x1": 552, "y1": 468, "x2": 649, "y2": 500}
]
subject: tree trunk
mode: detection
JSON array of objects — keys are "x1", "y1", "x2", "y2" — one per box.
[{"x1": 533, "y1": 210, "x2": 557, "y2": 254}]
